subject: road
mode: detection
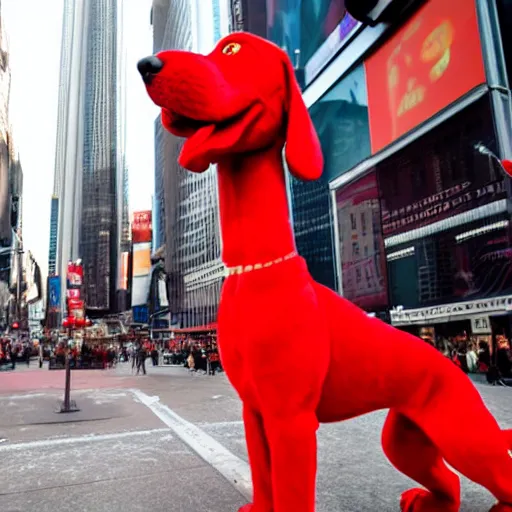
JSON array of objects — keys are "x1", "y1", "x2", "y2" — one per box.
[{"x1": 0, "y1": 363, "x2": 510, "y2": 512}]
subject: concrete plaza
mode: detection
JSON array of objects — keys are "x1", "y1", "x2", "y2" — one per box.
[{"x1": 0, "y1": 364, "x2": 510, "y2": 512}]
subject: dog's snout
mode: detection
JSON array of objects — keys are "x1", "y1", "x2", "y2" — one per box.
[{"x1": 137, "y1": 56, "x2": 164, "y2": 84}]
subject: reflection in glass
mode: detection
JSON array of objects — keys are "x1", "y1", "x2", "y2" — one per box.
[
  {"x1": 378, "y1": 96, "x2": 505, "y2": 239},
  {"x1": 335, "y1": 171, "x2": 388, "y2": 311},
  {"x1": 266, "y1": 0, "x2": 347, "y2": 65},
  {"x1": 290, "y1": 64, "x2": 370, "y2": 290},
  {"x1": 388, "y1": 215, "x2": 512, "y2": 309},
  {"x1": 380, "y1": 96, "x2": 512, "y2": 309},
  {"x1": 310, "y1": 64, "x2": 370, "y2": 182}
]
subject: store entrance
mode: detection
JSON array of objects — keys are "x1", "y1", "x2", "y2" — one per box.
[{"x1": 489, "y1": 314, "x2": 512, "y2": 379}]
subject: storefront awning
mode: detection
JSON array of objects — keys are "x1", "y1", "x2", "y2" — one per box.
[
  {"x1": 172, "y1": 323, "x2": 217, "y2": 334},
  {"x1": 390, "y1": 295, "x2": 512, "y2": 327}
]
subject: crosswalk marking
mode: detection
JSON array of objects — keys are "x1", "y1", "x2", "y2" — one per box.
[{"x1": 131, "y1": 388, "x2": 252, "y2": 500}]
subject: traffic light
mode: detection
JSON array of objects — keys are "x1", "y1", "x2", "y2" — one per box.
[{"x1": 12, "y1": 321, "x2": 19, "y2": 329}]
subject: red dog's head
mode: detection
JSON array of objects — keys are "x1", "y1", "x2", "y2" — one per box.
[{"x1": 138, "y1": 32, "x2": 322, "y2": 179}]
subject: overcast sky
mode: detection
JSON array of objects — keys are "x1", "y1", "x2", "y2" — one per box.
[{"x1": 3, "y1": 0, "x2": 159, "y2": 280}]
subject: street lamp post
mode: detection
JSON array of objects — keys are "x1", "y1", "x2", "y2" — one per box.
[{"x1": 58, "y1": 315, "x2": 92, "y2": 413}]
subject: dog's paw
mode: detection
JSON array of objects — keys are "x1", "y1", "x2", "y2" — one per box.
[
  {"x1": 489, "y1": 503, "x2": 512, "y2": 512},
  {"x1": 400, "y1": 488, "x2": 459, "y2": 512}
]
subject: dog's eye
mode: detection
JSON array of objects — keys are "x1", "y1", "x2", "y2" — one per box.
[{"x1": 222, "y1": 42, "x2": 241, "y2": 56}]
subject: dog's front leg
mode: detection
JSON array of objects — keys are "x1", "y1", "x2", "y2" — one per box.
[
  {"x1": 240, "y1": 405, "x2": 273, "y2": 512},
  {"x1": 265, "y1": 411, "x2": 319, "y2": 512}
]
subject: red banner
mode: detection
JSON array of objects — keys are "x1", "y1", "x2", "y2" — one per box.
[
  {"x1": 67, "y1": 261, "x2": 83, "y2": 287},
  {"x1": 67, "y1": 289, "x2": 80, "y2": 299},
  {"x1": 68, "y1": 298, "x2": 84, "y2": 311},
  {"x1": 132, "y1": 210, "x2": 152, "y2": 243},
  {"x1": 365, "y1": 0, "x2": 486, "y2": 153}
]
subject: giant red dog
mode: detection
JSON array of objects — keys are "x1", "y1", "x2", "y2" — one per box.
[{"x1": 138, "y1": 33, "x2": 512, "y2": 512}]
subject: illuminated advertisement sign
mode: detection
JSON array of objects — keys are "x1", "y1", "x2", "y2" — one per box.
[
  {"x1": 48, "y1": 276, "x2": 61, "y2": 313},
  {"x1": 365, "y1": 0, "x2": 486, "y2": 153},
  {"x1": 66, "y1": 260, "x2": 84, "y2": 317},
  {"x1": 305, "y1": 12, "x2": 359, "y2": 84},
  {"x1": 377, "y1": 96, "x2": 505, "y2": 238},
  {"x1": 335, "y1": 171, "x2": 388, "y2": 311},
  {"x1": 132, "y1": 243, "x2": 152, "y2": 278},
  {"x1": 119, "y1": 251, "x2": 129, "y2": 290},
  {"x1": 66, "y1": 261, "x2": 83, "y2": 288},
  {"x1": 132, "y1": 210, "x2": 152, "y2": 244}
]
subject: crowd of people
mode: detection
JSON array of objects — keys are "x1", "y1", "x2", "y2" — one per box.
[
  {"x1": 424, "y1": 333, "x2": 512, "y2": 385},
  {"x1": 50, "y1": 341, "x2": 119, "y2": 369},
  {"x1": 122, "y1": 337, "x2": 222, "y2": 376},
  {"x1": 6, "y1": 329, "x2": 510, "y2": 386},
  {"x1": 0, "y1": 338, "x2": 33, "y2": 369}
]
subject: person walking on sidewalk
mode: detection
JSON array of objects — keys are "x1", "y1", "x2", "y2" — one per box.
[{"x1": 136, "y1": 345, "x2": 147, "y2": 375}]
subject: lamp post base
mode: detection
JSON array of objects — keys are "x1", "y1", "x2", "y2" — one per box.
[{"x1": 57, "y1": 400, "x2": 80, "y2": 413}]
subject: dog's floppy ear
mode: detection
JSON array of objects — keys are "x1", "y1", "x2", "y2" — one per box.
[{"x1": 282, "y1": 56, "x2": 323, "y2": 181}]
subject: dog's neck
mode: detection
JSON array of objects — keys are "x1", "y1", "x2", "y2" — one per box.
[{"x1": 217, "y1": 142, "x2": 296, "y2": 268}]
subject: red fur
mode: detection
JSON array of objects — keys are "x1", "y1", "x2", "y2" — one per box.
[
  {"x1": 502, "y1": 160, "x2": 512, "y2": 178},
  {"x1": 141, "y1": 32, "x2": 512, "y2": 512}
]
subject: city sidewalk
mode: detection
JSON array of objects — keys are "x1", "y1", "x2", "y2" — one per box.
[
  {"x1": 0, "y1": 364, "x2": 511, "y2": 511},
  {"x1": 0, "y1": 387, "x2": 247, "y2": 512}
]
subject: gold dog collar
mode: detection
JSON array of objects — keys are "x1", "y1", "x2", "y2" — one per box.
[{"x1": 225, "y1": 251, "x2": 298, "y2": 276}]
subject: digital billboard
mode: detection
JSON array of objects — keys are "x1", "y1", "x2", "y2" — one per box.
[
  {"x1": 335, "y1": 171, "x2": 388, "y2": 311},
  {"x1": 266, "y1": 0, "x2": 349, "y2": 71},
  {"x1": 365, "y1": 0, "x2": 486, "y2": 153},
  {"x1": 377, "y1": 96, "x2": 505, "y2": 238},
  {"x1": 132, "y1": 210, "x2": 152, "y2": 244},
  {"x1": 119, "y1": 251, "x2": 129, "y2": 290},
  {"x1": 310, "y1": 64, "x2": 370, "y2": 182},
  {"x1": 388, "y1": 217, "x2": 512, "y2": 309},
  {"x1": 48, "y1": 276, "x2": 61, "y2": 313},
  {"x1": 132, "y1": 243, "x2": 152, "y2": 278}
]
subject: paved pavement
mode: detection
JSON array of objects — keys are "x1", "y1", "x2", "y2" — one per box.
[{"x1": 0, "y1": 363, "x2": 511, "y2": 512}]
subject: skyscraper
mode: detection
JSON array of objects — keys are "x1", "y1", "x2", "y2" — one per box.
[
  {"x1": 49, "y1": 0, "x2": 128, "y2": 317},
  {"x1": 151, "y1": 0, "x2": 230, "y2": 328}
]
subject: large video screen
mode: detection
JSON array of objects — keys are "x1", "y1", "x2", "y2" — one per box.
[
  {"x1": 335, "y1": 170, "x2": 388, "y2": 311},
  {"x1": 365, "y1": 0, "x2": 486, "y2": 153},
  {"x1": 388, "y1": 215, "x2": 512, "y2": 309},
  {"x1": 266, "y1": 0, "x2": 348, "y2": 68},
  {"x1": 377, "y1": 96, "x2": 505, "y2": 239},
  {"x1": 309, "y1": 64, "x2": 370, "y2": 182}
]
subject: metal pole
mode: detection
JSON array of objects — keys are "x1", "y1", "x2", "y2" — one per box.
[
  {"x1": 63, "y1": 327, "x2": 71, "y2": 410},
  {"x1": 59, "y1": 325, "x2": 79, "y2": 413}
]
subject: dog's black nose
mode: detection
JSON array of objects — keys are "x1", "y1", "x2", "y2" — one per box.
[{"x1": 137, "y1": 56, "x2": 163, "y2": 83}]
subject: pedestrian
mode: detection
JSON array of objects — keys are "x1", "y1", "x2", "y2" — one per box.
[
  {"x1": 24, "y1": 344, "x2": 31, "y2": 367},
  {"x1": 151, "y1": 346, "x2": 159, "y2": 366},
  {"x1": 136, "y1": 345, "x2": 147, "y2": 375},
  {"x1": 187, "y1": 352, "x2": 195, "y2": 373},
  {"x1": 9, "y1": 343, "x2": 16, "y2": 370},
  {"x1": 209, "y1": 349, "x2": 220, "y2": 376},
  {"x1": 132, "y1": 343, "x2": 138, "y2": 373}
]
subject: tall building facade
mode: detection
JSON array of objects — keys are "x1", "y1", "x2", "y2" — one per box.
[
  {"x1": 49, "y1": 0, "x2": 128, "y2": 318},
  {"x1": 151, "y1": 0, "x2": 230, "y2": 328},
  {"x1": 266, "y1": 0, "x2": 512, "y2": 347},
  {"x1": 47, "y1": 196, "x2": 58, "y2": 275},
  {"x1": 0, "y1": 0, "x2": 12, "y2": 270},
  {"x1": 0, "y1": 4, "x2": 23, "y2": 329}
]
